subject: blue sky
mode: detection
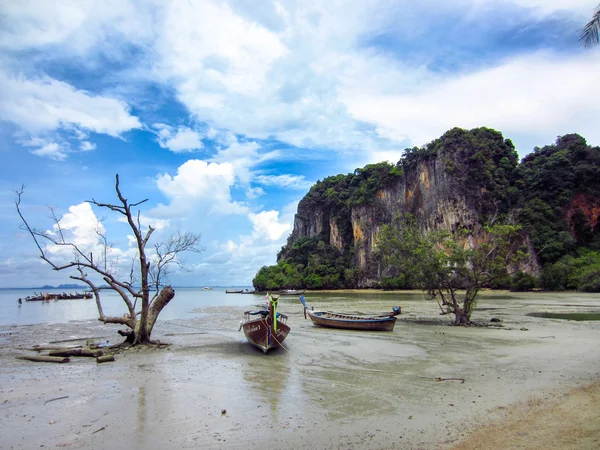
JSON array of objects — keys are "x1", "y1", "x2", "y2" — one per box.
[{"x1": 1, "y1": 0, "x2": 598, "y2": 288}]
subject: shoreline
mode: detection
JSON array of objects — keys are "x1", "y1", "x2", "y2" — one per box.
[{"x1": 1, "y1": 291, "x2": 599, "y2": 449}]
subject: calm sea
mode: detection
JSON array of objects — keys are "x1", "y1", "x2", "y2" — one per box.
[{"x1": 0, "y1": 287, "x2": 258, "y2": 326}]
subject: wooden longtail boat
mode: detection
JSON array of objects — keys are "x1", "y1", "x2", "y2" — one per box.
[
  {"x1": 239, "y1": 294, "x2": 290, "y2": 353},
  {"x1": 299, "y1": 296, "x2": 401, "y2": 331},
  {"x1": 279, "y1": 289, "x2": 305, "y2": 295}
]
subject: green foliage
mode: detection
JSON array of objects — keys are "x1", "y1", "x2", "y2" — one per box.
[
  {"x1": 540, "y1": 251, "x2": 600, "y2": 292},
  {"x1": 510, "y1": 271, "x2": 538, "y2": 292},
  {"x1": 252, "y1": 236, "x2": 359, "y2": 291},
  {"x1": 515, "y1": 134, "x2": 600, "y2": 264},
  {"x1": 302, "y1": 161, "x2": 403, "y2": 212},
  {"x1": 377, "y1": 214, "x2": 529, "y2": 324},
  {"x1": 380, "y1": 275, "x2": 408, "y2": 290},
  {"x1": 578, "y1": 265, "x2": 600, "y2": 292}
]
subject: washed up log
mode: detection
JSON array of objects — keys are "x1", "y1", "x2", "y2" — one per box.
[
  {"x1": 30, "y1": 345, "x2": 82, "y2": 352},
  {"x1": 96, "y1": 355, "x2": 115, "y2": 364},
  {"x1": 17, "y1": 355, "x2": 70, "y2": 364},
  {"x1": 49, "y1": 349, "x2": 104, "y2": 358},
  {"x1": 49, "y1": 336, "x2": 105, "y2": 344}
]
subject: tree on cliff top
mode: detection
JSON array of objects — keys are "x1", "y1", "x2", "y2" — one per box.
[
  {"x1": 378, "y1": 214, "x2": 530, "y2": 325},
  {"x1": 15, "y1": 175, "x2": 204, "y2": 345}
]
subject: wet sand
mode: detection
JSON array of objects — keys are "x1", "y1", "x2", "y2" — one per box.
[{"x1": 1, "y1": 291, "x2": 599, "y2": 449}]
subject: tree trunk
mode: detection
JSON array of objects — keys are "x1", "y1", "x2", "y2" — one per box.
[
  {"x1": 127, "y1": 286, "x2": 175, "y2": 345},
  {"x1": 146, "y1": 286, "x2": 175, "y2": 337},
  {"x1": 453, "y1": 311, "x2": 472, "y2": 325}
]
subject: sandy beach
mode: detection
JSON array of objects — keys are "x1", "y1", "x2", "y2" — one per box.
[{"x1": 1, "y1": 291, "x2": 599, "y2": 449}]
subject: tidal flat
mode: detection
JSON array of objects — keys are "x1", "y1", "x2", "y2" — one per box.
[{"x1": 1, "y1": 291, "x2": 599, "y2": 449}]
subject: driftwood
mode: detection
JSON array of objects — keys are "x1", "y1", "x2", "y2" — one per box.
[
  {"x1": 49, "y1": 336, "x2": 105, "y2": 344},
  {"x1": 96, "y1": 355, "x2": 115, "y2": 364},
  {"x1": 17, "y1": 355, "x2": 70, "y2": 364},
  {"x1": 44, "y1": 396, "x2": 69, "y2": 405},
  {"x1": 29, "y1": 345, "x2": 82, "y2": 352},
  {"x1": 49, "y1": 349, "x2": 104, "y2": 358},
  {"x1": 435, "y1": 377, "x2": 465, "y2": 383}
]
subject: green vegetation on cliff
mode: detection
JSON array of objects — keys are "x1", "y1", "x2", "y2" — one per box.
[
  {"x1": 252, "y1": 128, "x2": 600, "y2": 292},
  {"x1": 403, "y1": 127, "x2": 519, "y2": 218}
]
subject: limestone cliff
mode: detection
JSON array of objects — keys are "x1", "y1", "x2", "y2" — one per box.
[
  {"x1": 275, "y1": 128, "x2": 599, "y2": 289},
  {"x1": 279, "y1": 127, "x2": 524, "y2": 286}
]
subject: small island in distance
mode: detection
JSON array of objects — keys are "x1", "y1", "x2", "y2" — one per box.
[{"x1": 0, "y1": 284, "x2": 88, "y2": 290}]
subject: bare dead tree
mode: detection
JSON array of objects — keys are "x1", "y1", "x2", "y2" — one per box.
[{"x1": 15, "y1": 174, "x2": 203, "y2": 345}]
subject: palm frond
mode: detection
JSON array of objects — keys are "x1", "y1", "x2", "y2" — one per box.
[{"x1": 580, "y1": 4, "x2": 600, "y2": 47}]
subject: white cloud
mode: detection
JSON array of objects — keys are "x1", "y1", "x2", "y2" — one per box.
[
  {"x1": 155, "y1": 0, "x2": 287, "y2": 97},
  {"x1": 254, "y1": 174, "x2": 312, "y2": 189},
  {"x1": 343, "y1": 52, "x2": 600, "y2": 151},
  {"x1": 21, "y1": 138, "x2": 68, "y2": 161},
  {"x1": 154, "y1": 159, "x2": 248, "y2": 217},
  {"x1": 51, "y1": 202, "x2": 105, "y2": 248},
  {"x1": 0, "y1": 73, "x2": 141, "y2": 137},
  {"x1": 80, "y1": 141, "x2": 96, "y2": 151},
  {"x1": 246, "y1": 187, "x2": 265, "y2": 199},
  {"x1": 209, "y1": 139, "x2": 264, "y2": 183},
  {"x1": 248, "y1": 210, "x2": 291, "y2": 241},
  {"x1": 154, "y1": 124, "x2": 204, "y2": 152},
  {"x1": 490, "y1": 0, "x2": 594, "y2": 16},
  {"x1": 0, "y1": 0, "x2": 155, "y2": 55},
  {"x1": 31, "y1": 142, "x2": 67, "y2": 161}
]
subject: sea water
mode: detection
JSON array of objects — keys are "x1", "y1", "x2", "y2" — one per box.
[{"x1": 0, "y1": 287, "x2": 256, "y2": 326}]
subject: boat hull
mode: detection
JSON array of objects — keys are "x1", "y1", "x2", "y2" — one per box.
[
  {"x1": 306, "y1": 310, "x2": 397, "y2": 331},
  {"x1": 242, "y1": 318, "x2": 290, "y2": 353}
]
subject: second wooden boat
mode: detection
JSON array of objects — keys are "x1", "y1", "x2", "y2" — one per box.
[{"x1": 299, "y1": 296, "x2": 401, "y2": 331}]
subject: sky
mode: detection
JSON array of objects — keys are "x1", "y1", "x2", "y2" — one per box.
[{"x1": 0, "y1": 0, "x2": 599, "y2": 288}]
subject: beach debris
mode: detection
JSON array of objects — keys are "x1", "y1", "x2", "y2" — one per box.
[
  {"x1": 96, "y1": 355, "x2": 115, "y2": 364},
  {"x1": 16, "y1": 355, "x2": 70, "y2": 364},
  {"x1": 490, "y1": 317, "x2": 502, "y2": 323},
  {"x1": 520, "y1": 327, "x2": 529, "y2": 331},
  {"x1": 435, "y1": 377, "x2": 465, "y2": 383},
  {"x1": 44, "y1": 396, "x2": 69, "y2": 405},
  {"x1": 28, "y1": 344, "x2": 82, "y2": 352},
  {"x1": 92, "y1": 426, "x2": 106, "y2": 434},
  {"x1": 49, "y1": 349, "x2": 104, "y2": 358},
  {"x1": 49, "y1": 336, "x2": 105, "y2": 344},
  {"x1": 221, "y1": 409, "x2": 227, "y2": 415}
]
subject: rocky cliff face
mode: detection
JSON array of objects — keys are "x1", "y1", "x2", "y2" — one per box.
[
  {"x1": 282, "y1": 154, "x2": 489, "y2": 286},
  {"x1": 277, "y1": 127, "x2": 554, "y2": 287},
  {"x1": 266, "y1": 128, "x2": 600, "y2": 290}
]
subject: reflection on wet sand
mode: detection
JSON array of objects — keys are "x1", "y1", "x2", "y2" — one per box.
[
  {"x1": 240, "y1": 351, "x2": 292, "y2": 423},
  {"x1": 137, "y1": 385, "x2": 147, "y2": 435}
]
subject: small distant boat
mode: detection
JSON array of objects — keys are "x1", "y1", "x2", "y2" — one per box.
[
  {"x1": 279, "y1": 289, "x2": 305, "y2": 295},
  {"x1": 241, "y1": 289, "x2": 258, "y2": 294},
  {"x1": 239, "y1": 294, "x2": 290, "y2": 353},
  {"x1": 226, "y1": 289, "x2": 244, "y2": 294},
  {"x1": 299, "y1": 296, "x2": 401, "y2": 331},
  {"x1": 201, "y1": 286, "x2": 212, "y2": 291}
]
